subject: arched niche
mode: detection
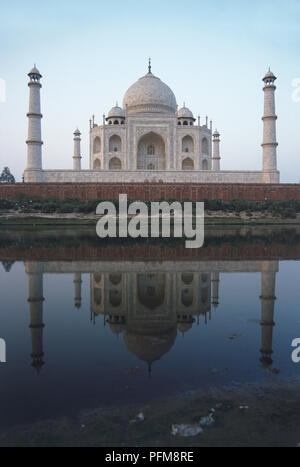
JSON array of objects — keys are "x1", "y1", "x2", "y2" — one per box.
[
  {"x1": 94, "y1": 288, "x2": 102, "y2": 306},
  {"x1": 109, "y1": 134, "x2": 122, "y2": 153},
  {"x1": 137, "y1": 273, "x2": 166, "y2": 310},
  {"x1": 94, "y1": 273, "x2": 102, "y2": 284},
  {"x1": 201, "y1": 287, "x2": 209, "y2": 304},
  {"x1": 93, "y1": 136, "x2": 101, "y2": 154},
  {"x1": 93, "y1": 158, "x2": 101, "y2": 170},
  {"x1": 181, "y1": 289, "x2": 194, "y2": 307},
  {"x1": 182, "y1": 157, "x2": 194, "y2": 170},
  {"x1": 137, "y1": 132, "x2": 166, "y2": 170},
  {"x1": 182, "y1": 273, "x2": 194, "y2": 285},
  {"x1": 202, "y1": 137, "x2": 209, "y2": 155},
  {"x1": 182, "y1": 135, "x2": 194, "y2": 153},
  {"x1": 109, "y1": 157, "x2": 121, "y2": 170},
  {"x1": 109, "y1": 274, "x2": 122, "y2": 285},
  {"x1": 109, "y1": 290, "x2": 122, "y2": 308},
  {"x1": 202, "y1": 159, "x2": 208, "y2": 170}
]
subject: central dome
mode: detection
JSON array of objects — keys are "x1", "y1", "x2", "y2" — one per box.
[{"x1": 123, "y1": 71, "x2": 177, "y2": 115}]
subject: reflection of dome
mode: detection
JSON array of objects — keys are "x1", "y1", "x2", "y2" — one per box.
[
  {"x1": 108, "y1": 322, "x2": 125, "y2": 335},
  {"x1": 177, "y1": 322, "x2": 193, "y2": 334},
  {"x1": 178, "y1": 106, "x2": 194, "y2": 119},
  {"x1": 107, "y1": 106, "x2": 125, "y2": 119},
  {"x1": 123, "y1": 327, "x2": 177, "y2": 367},
  {"x1": 260, "y1": 356, "x2": 273, "y2": 368},
  {"x1": 123, "y1": 70, "x2": 177, "y2": 115}
]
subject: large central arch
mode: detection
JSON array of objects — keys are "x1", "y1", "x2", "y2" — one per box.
[
  {"x1": 137, "y1": 273, "x2": 166, "y2": 310},
  {"x1": 137, "y1": 132, "x2": 166, "y2": 170}
]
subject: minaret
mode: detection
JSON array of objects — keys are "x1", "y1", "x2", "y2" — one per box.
[
  {"x1": 211, "y1": 272, "x2": 220, "y2": 308},
  {"x1": 259, "y1": 261, "x2": 278, "y2": 368},
  {"x1": 212, "y1": 130, "x2": 221, "y2": 171},
  {"x1": 26, "y1": 262, "x2": 45, "y2": 373},
  {"x1": 262, "y1": 69, "x2": 279, "y2": 183},
  {"x1": 73, "y1": 273, "x2": 82, "y2": 309},
  {"x1": 25, "y1": 66, "x2": 43, "y2": 183},
  {"x1": 73, "y1": 129, "x2": 82, "y2": 170}
]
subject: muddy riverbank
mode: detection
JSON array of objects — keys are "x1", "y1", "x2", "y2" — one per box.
[{"x1": 1, "y1": 380, "x2": 300, "y2": 447}]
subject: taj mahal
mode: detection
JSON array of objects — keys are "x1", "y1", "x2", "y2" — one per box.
[{"x1": 24, "y1": 61, "x2": 280, "y2": 185}]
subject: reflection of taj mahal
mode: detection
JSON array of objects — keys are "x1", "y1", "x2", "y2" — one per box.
[{"x1": 25, "y1": 260, "x2": 278, "y2": 375}]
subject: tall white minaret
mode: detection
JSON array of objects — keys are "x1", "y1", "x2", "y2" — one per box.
[
  {"x1": 73, "y1": 129, "x2": 82, "y2": 170},
  {"x1": 25, "y1": 66, "x2": 43, "y2": 183},
  {"x1": 262, "y1": 69, "x2": 279, "y2": 183},
  {"x1": 212, "y1": 130, "x2": 221, "y2": 171}
]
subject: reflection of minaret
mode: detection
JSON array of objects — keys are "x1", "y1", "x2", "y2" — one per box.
[
  {"x1": 260, "y1": 261, "x2": 278, "y2": 368},
  {"x1": 73, "y1": 273, "x2": 82, "y2": 309},
  {"x1": 26, "y1": 263, "x2": 45, "y2": 373},
  {"x1": 211, "y1": 272, "x2": 220, "y2": 308}
]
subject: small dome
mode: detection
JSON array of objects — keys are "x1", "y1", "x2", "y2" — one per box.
[
  {"x1": 178, "y1": 106, "x2": 194, "y2": 119},
  {"x1": 263, "y1": 69, "x2": 276, "y2": 81},
  {"x1": 108, "y1": 106, "x2": 125, "y2": 119},
  {"x1": 213, "y1": 129, "x2": 220, "y2": 137},
  {"x1": 123, "y1": 328, "x2": 177, "y2": 365},
  {"x1": 28, "y1": 65, "x2": 42, "y2": 77},
  {"x1": 123, "y1": 70, "x2": 177, "y2": 115},
  {"x1": 177, "y1": 322, "x2": 193, "y2": 334},
  {"x1": 108, "y1": 322, "x2": 125, "y2": 335},
  {"x1": 74, "y1": 128, "x2": 81, "y2": 135}
]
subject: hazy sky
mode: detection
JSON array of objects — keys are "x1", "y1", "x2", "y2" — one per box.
[{"x1": 0, "y1": 0, "x2": 299, "y2": 182}]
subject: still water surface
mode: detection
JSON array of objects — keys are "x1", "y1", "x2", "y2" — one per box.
[{"x1": 0, "y1": 226, "x2": 300, "y2": 436}]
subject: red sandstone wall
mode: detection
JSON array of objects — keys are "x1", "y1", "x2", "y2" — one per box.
[
  {"x1": 1, "y1": 183, "x2": 300, "y2": 201},
  {"x1": 2, "y1": 243, "x2": 300, "y2": 262}
]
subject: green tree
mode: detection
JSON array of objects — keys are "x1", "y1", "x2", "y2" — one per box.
[
  {"x1": 0, "y1": 167, "x2": 15, "y2": 183},
  {"x1": 2, "y1": 261, "x2": 14, "y2": 272}
]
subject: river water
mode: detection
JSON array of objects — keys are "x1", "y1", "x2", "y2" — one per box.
[{"x1": 0, "y1": 225, "x2": 300, "y2": 446}]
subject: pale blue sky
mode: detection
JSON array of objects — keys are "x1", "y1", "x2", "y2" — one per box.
[{"x1": 0, "y1": 0, "x2": 299, "y2": 181}]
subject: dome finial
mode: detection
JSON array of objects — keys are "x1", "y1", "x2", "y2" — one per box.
[{"x1": 148, "y1": 57, "x2": 152, "y2": 74}]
